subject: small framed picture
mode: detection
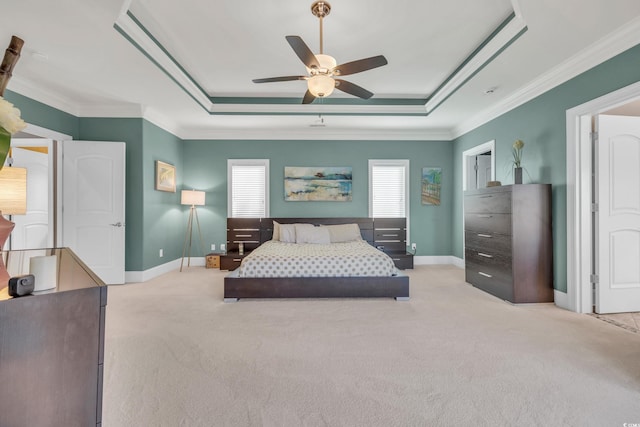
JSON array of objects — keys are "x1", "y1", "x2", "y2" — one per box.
[{"x1": 155, "y1": 161, "x2": 176, "y2": 192}]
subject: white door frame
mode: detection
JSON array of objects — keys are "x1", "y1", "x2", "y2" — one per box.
[
  {"x1": 461, "y1": 140, "x2": 496, "y2": 260},
  {"x1": 565, "y1": 80, "x2": 640, "y2": 313}
]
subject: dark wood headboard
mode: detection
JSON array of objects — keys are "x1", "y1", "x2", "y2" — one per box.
[{"x1": 226, "y1": 217, "x2": 406, "y2": 253}]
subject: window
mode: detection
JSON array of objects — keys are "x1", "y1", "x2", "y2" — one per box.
[
  {"x1": 369, "y1": 159, "x2": 409, "y2": 219},
  {"x1": 228, "y1": 159, "x2": 269, "y2": 218}
]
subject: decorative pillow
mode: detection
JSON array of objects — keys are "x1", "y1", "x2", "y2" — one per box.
[
  {"x1": 295, "y1": 223, "x2": 330, "y2": 244},
  {"x1": 323, "y1": 223, "x2": 362, "y2": 243},
  {"x1": 279, "y1": 223, "x2": 297, "y2": 243},
  {"x1": 272, "y1": 221, "x2": 281, "y2": 241}
]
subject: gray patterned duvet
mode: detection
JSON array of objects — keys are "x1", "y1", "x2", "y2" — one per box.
[{"x1": 236, "y1": 240, "x2": 398, "y2": 278}]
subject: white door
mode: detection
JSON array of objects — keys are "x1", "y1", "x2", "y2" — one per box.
[
  {"x1": 595, "y1": 115, "x2": 640, "y2": 313},
  {"x1": 62, "y1": 141, "x2": 125, "y2": 284},
  {"x1": 10, "y1": 140, "x2": 54, "y2": 249}
]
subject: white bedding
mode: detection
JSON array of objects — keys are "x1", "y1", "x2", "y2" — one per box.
[{"x1": 236, "y1": 240, "x2": 398, "y2": 278}]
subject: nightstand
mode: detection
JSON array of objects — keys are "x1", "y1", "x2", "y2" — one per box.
[{"x1": 220, "y1": 253, "x2": 247, "y2": 271}]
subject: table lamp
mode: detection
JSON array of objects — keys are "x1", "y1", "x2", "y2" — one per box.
[
  {"x1": 180, "y1": 189, "x2": 206, "y2": 272},
  {"x1": 0, "y1": 166, "x2": 27, "y2": 285}
]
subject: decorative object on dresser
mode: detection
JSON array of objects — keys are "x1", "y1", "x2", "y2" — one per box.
[
  {"x1": 464, "y1": 184, "x2": 553, "y2": 303},
  {"x1": 180, "y1": 190, "x2": 206, "y2": 272},
  {"x1": 512, "y1": 139, "x2": 525, "y2": 184}
]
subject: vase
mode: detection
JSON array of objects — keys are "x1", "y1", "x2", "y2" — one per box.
[
  {"x1": 0, "y1": 126, "x2": 10, "y2": 170},
  {"x1": 514, "y1": 167, "x2": 523, "y2": 184}
]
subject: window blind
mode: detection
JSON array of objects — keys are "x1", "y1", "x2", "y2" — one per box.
[
  {"x1": 371, "y1": 164, "x2": 406, "y2": 218},
  {"x1": 230, "y1": 164, "x2": 266, "y2": 217}
]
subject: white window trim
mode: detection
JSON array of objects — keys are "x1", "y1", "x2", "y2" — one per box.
[
  {"x1": 227, "y1": 159, "x2": 270, "y2": 218},
  {"x1": 368, "y1": 159, "x2": 410, "y2": 240}
]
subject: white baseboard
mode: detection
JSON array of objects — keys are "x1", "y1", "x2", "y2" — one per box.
[
  {"x1": 125, "y1": 257, "x2": 205, "y2": 283},
  {"x1": 414, "y1": 256, "x2": 465, "y2": 268},
  {"x1": 553, "y1": 289, "x2": 569, "y2": 310}
]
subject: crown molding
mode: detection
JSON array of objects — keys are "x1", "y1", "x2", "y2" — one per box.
[
  {"x1": 208, "y1": 102, "x2": 428, "y2": 116},
  {"x1": 77, "y1": 104, "x2": 145, "y2": 118},
  {"x1": 8, "y1": 77, "x2": 80, "y2": 117},
  {"x1": 452, "y1": 15, "x2": 640, "y2": 139},
  {"x1": 177, "y1": 127, "x2": 452, "y2": 141}
]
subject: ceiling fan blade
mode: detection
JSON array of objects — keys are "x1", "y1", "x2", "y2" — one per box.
[
  {"x1": 252, "y1": 76, "x2": 307, "y2": 83},
  {"x1": 302, "y1": 90, "x2": 316, "y2": 104},
  {"x1": 334, "y1": 79, "x2": 373, "y2": 99},
  {"x1": 286, "y1": 35, "x2": 320, "y2": 69},
  {"x1": 332, "y1": 55, "x2": 388, "y2": 76}
]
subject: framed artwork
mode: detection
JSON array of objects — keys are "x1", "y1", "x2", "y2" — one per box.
[
  {"x1": 422, "y1": 167, "x2": 441, "y2": 205},
  {"x1": 155, "y1": 161, "x2": 176, "y2": 192},
  {"x1": 284, "y1": 166, "x2": 352, "y2": 201}
]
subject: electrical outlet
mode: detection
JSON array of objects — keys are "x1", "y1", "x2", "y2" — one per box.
[
  {"x1": 220, "y1": 243, "x2": 226, "y2": 251},
  {"x1": 159, "y1": 249, "x2": 164, "y2": 257},
  {"x1": 211, "y1": 243, "x2": 216, "y2": 251},
  {"x1": 411, "y1": 243, "x2": 417, "y2": 251}
]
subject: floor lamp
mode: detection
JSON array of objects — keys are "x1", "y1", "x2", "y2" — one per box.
[{"x1": 180, "y1": 189, "x2": 205, "y2": 272}]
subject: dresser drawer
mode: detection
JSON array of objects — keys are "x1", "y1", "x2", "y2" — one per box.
[
  {"x1": 465, "y1": 231, "x2": 511, "y2": 254},
  {"x1": 464, "y1": 213, "x2": 511, "y2": 235},
  {"x1": 465, "y1": 191, "x2": 512, "y2": 214},
  {"x1": 465, "y1": 259, "x2": 514, "y2": 302},
  {"x1": 465, "y1": 248, "x2": 512, "y2": 274}
]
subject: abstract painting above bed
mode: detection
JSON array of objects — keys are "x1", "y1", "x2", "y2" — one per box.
[{"x1": 284, "y1": 167, "x2": 352, "y2": 201}]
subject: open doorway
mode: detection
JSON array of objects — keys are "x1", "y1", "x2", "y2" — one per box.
[{"x1": 566, "y1": 80, "x2": 640, "y2": 314}]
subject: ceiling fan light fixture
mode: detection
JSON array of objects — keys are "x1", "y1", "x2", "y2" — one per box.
[
  {"x1": 308, "y1": 74, "x2": 335, "y2": 97},
  {"x1": 306, "y1": 54, "x2": 336, "y2": 75}
]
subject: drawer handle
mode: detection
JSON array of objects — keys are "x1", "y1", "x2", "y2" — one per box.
[
  {"x1": 477, "y1": 215, "x2": 492, "y2": 218},
  {"x1": 232, "y1": 258, "x2": 242, "y2": 262},
  {"x1": 479, "y1": 195, "x2": 493, "y2": 198},
  {"x1": 478, "y1": 272, "x2": 493, "y2": 278},
  {"x1": 478, "y1": 253, "x2": 493, "y2": 258},
  {"x1": 477, "y1": 234, "x2": 492, "y2": 238},
  {"x1": 235, "y1": 234, "x2": 252, "y2": 237},
  {"x1": 382, "y1": 234, "x2": 399, "y2": 237}
]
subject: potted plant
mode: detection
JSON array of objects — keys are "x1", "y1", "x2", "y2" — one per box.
[{"x1": 512, "y1": 139, "x2": 525, "y2": 184}]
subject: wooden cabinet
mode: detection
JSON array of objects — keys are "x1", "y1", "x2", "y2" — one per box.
[
  {"x1": 0, "y1": 248, "x2": 106, "y2": 426},
  {"x1": 464, "y1": 184, "x2": 553, "y2": 303}
]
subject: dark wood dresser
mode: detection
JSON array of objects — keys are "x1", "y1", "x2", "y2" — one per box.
[
  {"x1": 0, "y1": 248, "x2": 106, "y2": 426},
  {"x1": 464, "y1": 184, "x2": 553, "y2": 303}
]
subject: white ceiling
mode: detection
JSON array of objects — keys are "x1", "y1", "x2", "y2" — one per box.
[{"x1": 4, "y1": 0, "x2": 640, "y2": 140}]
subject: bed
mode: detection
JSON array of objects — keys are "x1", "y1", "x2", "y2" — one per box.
[{"x1": 223, "y1": 217, "x2": 409, "y2": 302}]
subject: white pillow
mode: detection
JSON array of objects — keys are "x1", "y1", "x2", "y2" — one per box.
[
  {"x1": 323, "y1": 223, "x2": 362, "y2": 243},
  {"x1": 295, "y1": 223, "x2": 330, "y2": 244},
  {"x1": 279, "y1": 223, "x2": 297, "y2": 243},
  {"x1": 272, "y1": 221, "x2": 281, "y2": 241}
]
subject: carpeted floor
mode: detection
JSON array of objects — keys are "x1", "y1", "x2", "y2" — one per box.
[{"x1": 103, "y1": 265, "x2": 640, "y2": 426}]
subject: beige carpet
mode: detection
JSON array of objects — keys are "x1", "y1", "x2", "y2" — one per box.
[{"x1": 103, "y1": 265, "x2": 640, "y2": 426}]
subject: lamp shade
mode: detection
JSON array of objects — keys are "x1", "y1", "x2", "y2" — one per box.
[
  {"x1": 181, "y1": 190, "x2": 205, "y2": 206},
  {"x1": 0, "y1": 167, "x2": 27, "y2": 214}
]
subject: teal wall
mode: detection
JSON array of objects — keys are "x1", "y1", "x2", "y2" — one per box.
[
  {"x1": 5, "y1": 90, "x2": 79, "y2": 138},
  {"x1": 452, "y1": 43, "x2": 640, "y2": 293},
  {"x1": 183, "y1": 140, "x2": 454, "y2": 257},
  {"x1": 141, "y1": 120, "x2": 184, "y2": 270}
]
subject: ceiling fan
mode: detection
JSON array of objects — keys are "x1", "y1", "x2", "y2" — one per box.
[{"x1": 252, "y1": 1, "x2": 388, "y2": 104}]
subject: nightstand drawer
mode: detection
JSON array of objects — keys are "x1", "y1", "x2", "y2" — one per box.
[
  {"x1": 388, "y1": 253, "x2": 413, "y2": 270},
  {"x1": 220, "y1": 254, "x2": 247, "y2": 271},
  {"x1": 374, "y1": 229, "x2": 406, "y2": 242},
  {"x1": 229, "y1": 230, "x2": 261, "y2": 242}
]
